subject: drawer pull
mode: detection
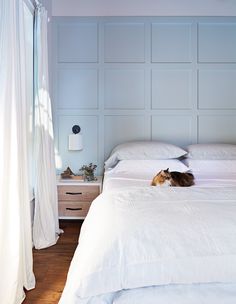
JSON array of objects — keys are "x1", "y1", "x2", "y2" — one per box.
[
  {"x1": 66, "y1": 207, "x2": 82, "y2": 211},
  {"x1": 66, "y1": 192, "x2": 82, "y2": 195}
]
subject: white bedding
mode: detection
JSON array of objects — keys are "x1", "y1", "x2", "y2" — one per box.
[
  {"x1": 113, "y1": 283, "x2": 236, "y2": 304},
  {"x1": 60, "y1": 180, "x2": 236, "y2": 303},
  {"x1": 103, "y1": 160, "x2": 236, "y2": 191},
  {"x1": 103, "y1": 172, "x2": 236, "y2": 191}
]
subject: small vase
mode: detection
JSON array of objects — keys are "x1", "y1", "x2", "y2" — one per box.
[{"x1": 84, "y1": 174, "x2": 95, "y2": 182}]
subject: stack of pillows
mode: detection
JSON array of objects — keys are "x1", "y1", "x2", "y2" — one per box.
[
  {"x1": 104, "y1": 141, "x2": 188, "y2": 175},
  {"x1": 186, "y1": 144, "x2": 236, "y2": 173},
  {"x1": 105, "y1": 141, "x2": 236, "y2": 175}
]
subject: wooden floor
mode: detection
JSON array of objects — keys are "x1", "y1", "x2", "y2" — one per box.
[{"x1": 23, "y1": 220, "x2": 83, "y2": 304}]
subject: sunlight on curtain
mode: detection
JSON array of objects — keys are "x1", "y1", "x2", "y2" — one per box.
[
  {"x1": 33, "y1": 5, "x2": 61, "y2": 249},
  {"x1": 0, "y1": 0, "x2": 35, "y2": 303}
]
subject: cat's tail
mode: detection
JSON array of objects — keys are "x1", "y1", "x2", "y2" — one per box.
[{"x1": 186, "y1": 171, "x2": 195, "y2": 185}]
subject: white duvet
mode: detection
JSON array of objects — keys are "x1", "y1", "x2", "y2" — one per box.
[{"x1": 59, "y1": 186, "x2": 236, "y2": 303}]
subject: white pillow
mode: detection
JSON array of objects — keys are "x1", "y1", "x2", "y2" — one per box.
[
  {"x1": 105, "y1": 141, "x2": 187, "y2": 169},
  {"x1": 185, "y1": 159, "x2": 236, "y2": 173},
  {"x1": 187, "y1": 144, "x2": 236, "y2": 160},
  {"x1": 111, "y1": 159, "x2": 189, "y2": 176}
]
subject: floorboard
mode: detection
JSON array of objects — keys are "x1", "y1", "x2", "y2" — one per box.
[{"x1": 23, "y1": 220, "x2": 82, "y2": 304}]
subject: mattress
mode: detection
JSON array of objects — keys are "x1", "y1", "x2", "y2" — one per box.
[{"x1": 59, "y1": 160, "x2": 236, "y2": 304}]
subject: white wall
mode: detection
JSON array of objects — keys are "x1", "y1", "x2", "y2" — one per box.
[
  {"x1": 52, "y1": 0, "x2": 236, "y2": 16},
  {"x1": 42, "y1": 0, "x2": 52, "y2": 13}
]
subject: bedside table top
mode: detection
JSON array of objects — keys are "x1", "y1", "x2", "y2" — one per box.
[{"x1": 57, "y1": 175, "x2": 103, "y2": 186}]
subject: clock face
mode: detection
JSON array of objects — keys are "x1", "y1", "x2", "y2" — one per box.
[{"x1": 72, "y1": 125, "x2": 81, "y2": 134}]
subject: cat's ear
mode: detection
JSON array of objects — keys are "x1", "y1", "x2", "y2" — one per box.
[
  {"x1": 160, "y1": 170, "x2": 166, "y2": 176},
  {"x1": 164, "y1": 168, "x2": 169, "y2": 173}
]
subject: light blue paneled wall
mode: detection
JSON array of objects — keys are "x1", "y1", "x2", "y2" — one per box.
[
  {"x1": 52, "y1": 17, "x2": 236, "y2": 174},
  {"x1": 104, "y1": 23, "x2": 145, "y2": 62},
  {"x1": 151, "y1": 23, "x2": 192, "y2": 62}
]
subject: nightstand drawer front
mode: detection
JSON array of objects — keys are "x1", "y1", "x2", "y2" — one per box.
[
  {"x1": 58, "y1": 185, "x2": 99, "y2": 202},
  {"x1": 59, "y1": 201, "x2": 91, "y2": 217}
]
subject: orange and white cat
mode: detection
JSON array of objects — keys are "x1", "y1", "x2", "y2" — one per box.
[{"x1": 151, "y1": 168, "x2": 194, "y2": 187}]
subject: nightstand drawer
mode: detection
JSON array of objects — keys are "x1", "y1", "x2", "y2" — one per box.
[
  {"x1": 57, "y1": 176, "x2": 102, "y2": 219},
  {"x1": 58, "y1": 201, "x2": 91, "y2": 217},
  {"x1": 58, "y1": 185, "x2": 99, "y2": 202}
]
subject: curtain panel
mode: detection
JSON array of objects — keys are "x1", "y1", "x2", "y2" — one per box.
[
  {"x1": 33, "y1": 5, "x2": 60, "y2": 249},
  {"x1": 0, "y1": 0, "x2": 35, "y2": 303}
]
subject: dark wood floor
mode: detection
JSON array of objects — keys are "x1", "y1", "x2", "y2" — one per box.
[{"x1": 23, "y1": 220, "x2": 83, "y2": 304}]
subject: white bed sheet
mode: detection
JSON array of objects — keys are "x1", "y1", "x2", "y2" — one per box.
[
  {"x1": 59, "y1": 165, "x2": 236, "y2": 304},
  {"x1": 113, "y1": 283, "x2": 236, "y2": 304},
  {"x1": 103, "y1": 169, "x2": 236, "y2": 192},
  {"x1": 60, "y1": 283, "x2": 236, "y2": 304}
]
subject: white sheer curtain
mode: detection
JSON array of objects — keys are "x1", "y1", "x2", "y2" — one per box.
[
  {"x1": 0, "y1": 0, "x2": 35, "y2": 303},
  {"x1": 33, "y1": 5, "x2": 61, "y2": 249}
]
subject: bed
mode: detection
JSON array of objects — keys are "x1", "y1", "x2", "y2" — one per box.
[{"x1": 59, "y1": 142, "x2": 236, "y2": 304}]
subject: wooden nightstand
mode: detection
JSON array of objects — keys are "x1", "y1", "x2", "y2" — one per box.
[{"x1": 57, "y1": 176, "x2": 103, "y2": 219}]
